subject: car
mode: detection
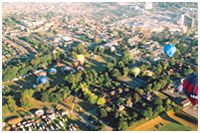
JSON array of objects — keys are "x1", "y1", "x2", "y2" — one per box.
[
  {"x1": 159, "y1": 122, "x2": 164, "y2": 126},
  {"x1": 154, "y1": 125, "x2": 159, "y2": 129}
]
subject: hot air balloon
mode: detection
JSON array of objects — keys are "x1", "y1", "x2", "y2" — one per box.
[
  {"x1": 177, "y1": 84, "x2": 183, "y2": 93},
  {"x1": 63, "y1": 66, "x2": 72, "y2": 72},
  {"x1": 76, "y1": 54, "x2": 85, "y2": 65},
  {"x1": 183, "y1": 74, "x2": 198, "y2": 106},
  {"x1": 143, "y1": 70, "x2": 154, "y2": 77},
  {"x1": 163, "y1": 44, "x2": 176, "y2": 58},
  {"x1": 48, "y1": 68, "x2": 57, "y2": 75},
  {"x1": 131, "y1": 67, "x2": 140, "y2": 77},
  {"x1": 37, "y1": 76, "x2": 49, "y2": 85}
]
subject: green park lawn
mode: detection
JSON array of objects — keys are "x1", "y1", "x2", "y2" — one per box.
[{"x1": 159, "y1": 122, "x2": 192, "y2": 131}]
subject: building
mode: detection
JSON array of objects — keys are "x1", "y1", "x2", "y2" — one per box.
[
  {"x1": 145, "y1": 2, "x2": 153, "y2": 10},
  {"x1": 180, "y1": 14, "x2": 195, "y2": 29},
  {"x1": 180, "y1": 99, "x2": 191, "y2": 107},
  {"x1": 142, "y1": 92, "x2": 156, "y2": 101}
]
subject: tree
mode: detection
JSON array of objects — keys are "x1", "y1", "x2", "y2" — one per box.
[
  {"x1": 59, "y1": 53, "x2": 65, "y2": 60},
  {"x1": 164, "y1": 99, "x2": 172, "y2": 111},
  {"x1": 94, "y1": 46, "x2": 99, "y2": 54},
  {"x1": 153, "y1": 82, "x2": 162, "y2": 91},
  {"x1": 97, "y1": 97, "x2": 106, "y2": 106},
  {"x1": 155, "y1": 104, "x2": 164, "y2": 114},
  {"x1": 88, "y1": 94, "x2": 98, "y2": 104},
  {"x1": 99, "y1": 47, "x2": 105, "y2": 55},
  {"x1": 165, "y1": 98, "x2": 171, "y2": 105},
  {"x1": 133, "y1": 92, "x2": 140, "y2": 104},
  {"x1": 63, "y1": 86, "x2": 71, "y2": 97},
  {"x1": 106, "y1": 62, "x2": 115, "y2": 72},
  {"x1": 76, "y1": 43, "x2": 87, "y2": 54},
  {"x1": 80, "y1": 82, "x2": 89, "y2": 93},
  {"x1": 175, "y1": 73, "x2": 181, "y2": 78},
  {"x1": 147, "y1": 84, "x2": 153, "y2": 92},
  {"x1": 121, "y1": 50, "x2": 130, "y2": 64},
  {"x1": 7, "y1": 96, "x2": 17, "y2": 112},
  {"x1": 184, "y1": 68, "x2": 193, "y2": 76},
  {"x1": 122, "y1": 67, "x2": 129, "y2": 76},
  {"x1": 20, "y1": 89, "x2": 35, "y2": 108},
  {"x1": 2, "y1": 104, "x2": 10, "y2": 114},
  {"x1": 117, "y1": 120, "x2": 128, "y2": 131},
  {"x1": 3, "y1": 66, "x2": 19, "y2": 81},
  {"x1": 111, "y1": 69, "x2": 121, "y2": 79},
  {"x1": 163, "y1": 61, "x2": 169, "y2": 70},
  {"x1": 137, "y1": 89, "x2": 144, "y2": 95},
  {"x1": 65, "y1": 73, "x2": 82, "y2": 89},
  {"x1": 98, "y1": 108, "x2": 108, "y2": 118},
  {"x1": 132, "y1": 112, "x2": 138, "y2": 119},
  {"x1": 142, "y1": 107, "x2": 153, "y2": 119},
  {"x1": 153, "y1": 96, "x2": 163, "y2": 106},
  {"x1": 126, "y1": 97, "x2": 133, "y2": 107},
  {"x1": 156, "y1": 64, "x2": 162, "y2": 74},
  {"x1": 117, "y1": 61, "x2": 125, "y2": 69}
]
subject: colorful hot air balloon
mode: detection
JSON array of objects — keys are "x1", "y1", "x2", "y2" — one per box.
[
  {"x1": 143, "y1": 70, "x2": 154, "y2": 77},
  {"x1": 163, "y1": 44, "x2": 176, "y2": 58},
  {"x1": 183, "y1": 74, "x2": 198, "y2": 106},
  {"x1": 76, "y1": 54, "x2": 85, "y2": 65},
  {"x1": 131, "y1": 67, "x2": 140, "y2": 77},
  {"x1": 48, "y1": 68, "x2": 57, "y2": 75},
  {"x1": 177, "y1": 84, "x2": 183, "y2": 93},
  {"x1": 37, "y1": 76, "x2": 49, "y2": 85}
]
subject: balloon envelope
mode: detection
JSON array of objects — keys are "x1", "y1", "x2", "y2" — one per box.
[
  {"x1": 143, "y1": 70, "x2": 154, "y2": 77},
  {"x1": 76, "y1": 54, "x2": 85, "y2": 61},
  {"x1": 163, "y1": 44, "x2": 176, "y2": 58},
  {"x1": 183, "y1": 74, "x2": 198, "y2": 106},
  {"x1": 177, "y1": 85, "x2": 183, "y2": 92},
  {"x1": 76, "y1": 54, "x2": 85, "y2": 64},
  {"x1": 132, "y1": 67, "x2": 140, "y2": 77},
  {"x1": 49, "y1": 68, "x2": 57, "y2": 75},
  {"x1": 37, "y1": 76, "x2": 49, "y2": 85}
]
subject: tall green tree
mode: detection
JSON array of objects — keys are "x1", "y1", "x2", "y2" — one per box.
[
  {"x1": 7, "y1": 96, "x2": 17, "y2": 112},
  {"x1": 20, "y1": 89, "x2": 34, "y2": 108}
]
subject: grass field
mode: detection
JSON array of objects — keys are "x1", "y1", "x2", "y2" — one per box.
[
  {"x1": 127, "y1": 110, "x2": 197, "y2": 131},
  {"x1": 159, "y1": 123, "x2": 191, "y2": 131},
  {"x1": 3, "y1": 98, "x2": 53, "y2": 122}
]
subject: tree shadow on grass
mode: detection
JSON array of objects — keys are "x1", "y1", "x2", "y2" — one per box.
[
  {"x1": 29, "y1": 108, "x2": 39, "y2": 114},
  {"x1": 14, "y1": 75, "x2": 37, "y2": 89},
  {"x1": 78, "y1": 101, "x2": 97, "y2": 115},
  {"x1": 59, "y1": 102, "x2": 70, "y2": 110},
  {"x1": 173, "y1": 97, "x2": 187, "y2": 104},
  {"x1": 175, "y1": 112, "x2": 198, "y2": 124},
  {"x1": 87, "y1": 58, "x2": 106, "y2": 72},
  {"x1": 159, "y1": 112, "x2": 181, "y2": 124},
  {"x1": 5, "y1": 115, "x2": 20, "y2": 122},
  {"x1": 16, "y1": 109, "x2": 27, "y2": 118}
]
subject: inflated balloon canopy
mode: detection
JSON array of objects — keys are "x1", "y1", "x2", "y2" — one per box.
[
  {"x1": 183, "y1": 73, "x2": 198, "y2": 106},
  {"x1": 163, "y1": 44, "x2": 176, "y2": 58}
]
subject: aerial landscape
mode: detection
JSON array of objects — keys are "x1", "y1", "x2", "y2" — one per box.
[{"x1": 2, "y1": 2, "x2": 198, "y2": 131}]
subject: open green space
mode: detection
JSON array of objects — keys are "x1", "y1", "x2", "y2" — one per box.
[{"x1": 159, "y1": 122, "x2": 191, "y2": 131}]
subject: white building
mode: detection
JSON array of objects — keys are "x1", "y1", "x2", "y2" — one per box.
[{"x1": 145, "y1": 2, "x2": 153, "y2": 10}]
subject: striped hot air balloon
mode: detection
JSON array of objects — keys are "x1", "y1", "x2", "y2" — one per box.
[{"x1": 183, "y1": 74, "x2": 198, "y2": 106}]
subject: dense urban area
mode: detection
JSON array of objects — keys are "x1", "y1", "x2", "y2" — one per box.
[{"x1": 2, "y1": 2, "x2": 198, "y2": 131}]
